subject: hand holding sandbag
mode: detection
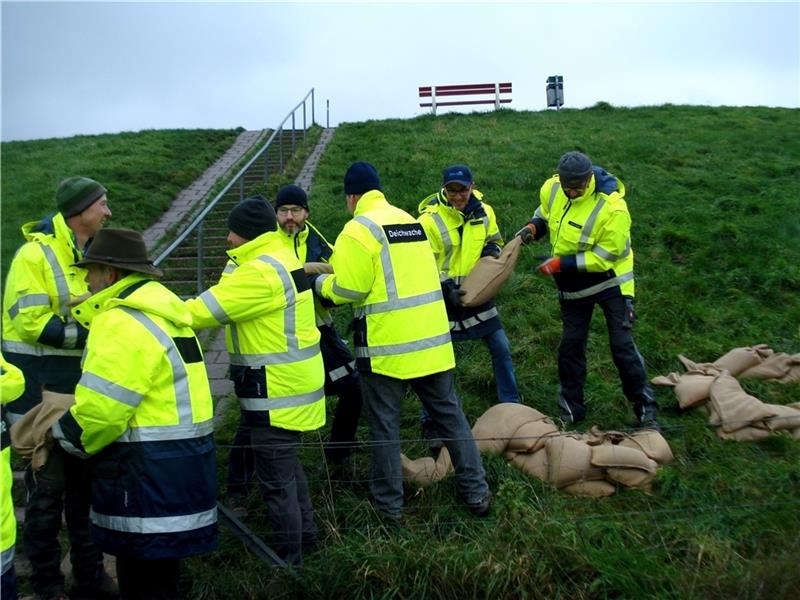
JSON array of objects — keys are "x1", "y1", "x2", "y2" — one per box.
[{"x1": 515, "y1": 223, "x2": 536, "y2": 245}]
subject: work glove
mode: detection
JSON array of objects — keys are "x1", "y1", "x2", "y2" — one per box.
[
  {"x1": 537, "y1": 256, "x2": 562, "y2": 275},
  {"x1": 515, "y1": 223, "x2": 536, "y2": 245},
  {"x1": 480, "y1": 243, "x2": 502, "y2": 259},
  {"x1": 441, "y1": 278, "x2": 465, "y2": 307},
  {"x1": 622, "y1": 297, "x2": 637, "y2": 328}
]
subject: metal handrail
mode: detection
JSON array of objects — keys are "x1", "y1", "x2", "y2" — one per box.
[{"x1": 154, "y1": 88, "x2": 316, "y2": 268}]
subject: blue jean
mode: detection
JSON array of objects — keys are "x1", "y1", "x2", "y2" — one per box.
[
  {"x1": 421, "y1": 327, "x2": 519, "y2": 426},
  {"x1": 361, "y1": 370, "x2": 488, "y2": 518}
]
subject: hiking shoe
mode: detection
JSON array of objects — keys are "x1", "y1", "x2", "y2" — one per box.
[
  {"x1": 466, "y1": 491, "x2": 493, "y2": 517},
  {"x1": 421, "y1": 422, "x2": 444, "y2": 453}
]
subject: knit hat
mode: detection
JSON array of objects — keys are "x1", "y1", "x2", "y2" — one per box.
[
  {"x1": 74, "y1": 228, "x2": 163, "y2": 277},
  {"x1": 557, "y1": 152, "x2": 593, "y2": 186},
  {"x1": 343, "y1": 161, "x2": 381, "y2": 195},
  {"x1": 442, "y1": 164, "x2": 473, "y2": 187},
  {"x1": 227, "y1": 195, "x2": 277, "y2": 240},
  {"x1": 56, "y1": 176, "x2": 107, "y2": 218},
  {"x1": 275, "y1": 185, "x2": 309, "y2": 211}
]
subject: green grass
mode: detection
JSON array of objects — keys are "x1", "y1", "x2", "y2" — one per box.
[
  {"x1": 1, "y1": 128, "x2": 242, "y2": 282},
  {"x1": 5, "y1": 105, "x2": 800, "y2": 598}
]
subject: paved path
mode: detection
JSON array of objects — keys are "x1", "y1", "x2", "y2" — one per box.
[{"x1": 143, "y1": 129, "x2": 267, "y2": 252}]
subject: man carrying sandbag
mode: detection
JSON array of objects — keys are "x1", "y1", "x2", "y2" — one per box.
[
  {"x1": 516, "y1": 151, "x2": 659, "y2": 430},
  {"x1": 417, "y1": 165, "x2": 521, "y2": 450}
]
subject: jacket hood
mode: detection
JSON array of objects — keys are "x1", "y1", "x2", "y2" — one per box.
[
  {"x1": 225, "y1": 229, "x2": 283, "y2": 265},
  {"x1": 418, "y1": 188, "x2": 486, "y2": 216},
  {"x1": 22, "y1": 212, "x2": 78, "y2": 247},
  {"x1": 592, "y1": 166, "x2": 624, "y2": 196},
  {"x1": 72, "y1": 274, "x2": 193, "y2": 329}
]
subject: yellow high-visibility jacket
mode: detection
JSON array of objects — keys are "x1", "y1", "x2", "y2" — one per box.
[
  {"x1": 315, "y1": 190, "x2": 455, "y2": 379},
  {"x1": 53, "y1": 274, "x2": 217, "y2": 559},
  {"x1": 534, "y1": 167, "x2": 636, "y2": 301},
  {"x1": 0, "y1": 355, "x2": 24, "y2": 576},
  {"x1": 186, "y1": 231, "x2": 325, "y2": 432},
  {"x1": 2, "y1": 213, "x2": 88, "y2": 418}
]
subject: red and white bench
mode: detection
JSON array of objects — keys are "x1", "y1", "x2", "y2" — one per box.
[{"x1": 419, "y1": 82, "x2": 512, "y2": 115}]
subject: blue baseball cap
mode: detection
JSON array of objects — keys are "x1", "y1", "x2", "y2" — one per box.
[{"x1": 442, "y1": 164, "x2": 473, "y2": 187}]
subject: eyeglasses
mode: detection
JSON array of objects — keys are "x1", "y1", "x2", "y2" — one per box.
[
  {"x1": 444, "y1": 185, "x2": 471, "y2": 195},
  {"x1": 276, "y1": 206, "x2": 306, "y2": 216}
]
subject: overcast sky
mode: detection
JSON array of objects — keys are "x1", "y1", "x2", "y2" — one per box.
[{"x1": 1, "y1": 1, "x2": 798, "y2": 141}]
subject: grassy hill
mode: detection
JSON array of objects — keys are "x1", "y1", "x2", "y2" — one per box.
[
  {"x1": 0, "y1": 128, "x2": 242, "y2": 281},
  {"x1": 3, "y1": 106, "x2": 800, "y2": 598}
]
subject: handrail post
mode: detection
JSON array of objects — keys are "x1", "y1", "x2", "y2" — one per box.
[
  {"x1": 196, "y1": 222, "x2": 204, "y2": 295},
  {"x1": 239, "y1": 176, "x2": 244, "y2": 202},
  {"x1": 311, "y1": 88, "x2": 315, "y2": 126},
  {"x1": 279, "y1": 126, "x2": 284, "y2": 172},
  {"x1": 326, "y1": 100, "x2": 330, "y2": 128},
  {"x1": 291, "y1": 113, "x2": 296, "y2": 154},
  {"x1": 302, "y1": 102, "x2": 307, "y2": 142}
]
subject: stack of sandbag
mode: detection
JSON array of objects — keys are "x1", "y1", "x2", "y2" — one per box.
[
  {"x1": 652, "y1": 345, "x2": 800, "y2": 441},
  {"x1": 401, "y1": 403, "x2": 673, "y2": 497}
]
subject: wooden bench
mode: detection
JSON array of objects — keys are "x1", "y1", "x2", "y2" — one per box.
[{"x1": 419, "y1": 82, "x2": 512, "y2": 115}]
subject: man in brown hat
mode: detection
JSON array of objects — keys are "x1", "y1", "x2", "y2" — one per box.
[
  {"x1": 54, "y1": 228, "x2": 218, "y2": 599},
  {"x1": 1, "y1": 176, "x2": 112, "y2": 599}
]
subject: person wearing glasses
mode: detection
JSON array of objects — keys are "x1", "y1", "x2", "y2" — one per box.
[
  {"x1": 416, "y1": 165, "x2": 521, "y2": 451},
  {"x1": 516, "y1": 151, "x2": 659, "y2": 431}
]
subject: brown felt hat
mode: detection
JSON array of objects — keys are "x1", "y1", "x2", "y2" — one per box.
[{"x1": 75, "y1": 228, "x2": 163, "y2": 277}]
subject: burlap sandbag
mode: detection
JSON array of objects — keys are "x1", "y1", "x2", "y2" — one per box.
[
  {"x1": 716, "y1": 426, "x2": 774, "y2": 442},
  {"x1": 674, "y1": 373, "x2": 716, "y2": 409},
  {"x1": 11, "y1": 390, "x2": 75, "y2": 470},
  {"x1": 762, "y1": 403, "x2": 800, "y2": 432},
  {"x1": 303, "y1": 262, "x2": 333, "y2": 274},
  {"x1": 606, "y1": 466, "x2": 657, "y2": 489},
  {"x1": 708, "y1": 371, "x2": 778, "y2": 433},
  {"x1": 472, "y1": 402, "x2": 549, "y2": 454},
  {"x1": 510, "y1": 448, "x2": 549, "y2": 480},
  {"x1": 618, "y1": 430, "x2": 675, "y2": 464},
  {"x1": 506, "y1": 419, "x2": 560, "y2": 454},
  {"x1": 562, "y1": 479, "x2": 617, "y2": 498},
  {"x1": 545, "y1": 435, "x2": 599, "y2": 488},
  {"x1": 400, "y1": 447, "x2": 453, "y2": 487},
  {"x1": 739, "y1": 352, "x2": 800, "y2": 383},
  {"x1": 459, "y1": 236, "x2": 522, "y2": 307},
  {"x1": 591, "y1": 444, "x2": 658, "y2": 473}
]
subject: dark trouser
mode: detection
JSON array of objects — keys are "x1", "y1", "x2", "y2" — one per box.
[
  {"x1": 116, "y1": 556, "x2": 180, "y2": 600},
  {"x1": 361, "y1": 370, "x2": 488, "y2": 518},
  {"x1": 23, "y1": 443, "x2": 103, "y2": 597},
  {"x1": 251, "y1": 424, "x2": 317, "y2": 566},
  {"x1": 226, "y1": 417, "x2": 254, "y2": 500},
  {"x1": 319, "y1": 325, "x2": 363, "y2": 463},
  {"x1": 1, "y1": 564, "x2": 18, "y2": 600},
  {"x1": 557, "y1": 294, "x2": 657, "y2": 424}
]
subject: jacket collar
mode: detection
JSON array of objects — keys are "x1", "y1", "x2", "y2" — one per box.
[{"x1": 353, "y1": 189, "x2": 389, "y2": 216}]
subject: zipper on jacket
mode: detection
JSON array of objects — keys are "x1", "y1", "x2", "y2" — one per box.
[{"x1": 553, "y1": 199, "x2": 573, "y2": 252}]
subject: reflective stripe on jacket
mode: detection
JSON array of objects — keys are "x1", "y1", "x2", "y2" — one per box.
[
  {"x1": 316, "y1": 190, "x2": 455, "y2": 379},
  {"x1": 53, "y1": 275, "x2": 217, "y2": 559},
  {"x1": 186, "y1": 231, "x2": 325, "y2": 432},
  {"x1": 536, "y1": 167, "x2": 636, "y2": 300},
  {"x1": 1, "y1": 356, "x2": 24, "y2": 574}
]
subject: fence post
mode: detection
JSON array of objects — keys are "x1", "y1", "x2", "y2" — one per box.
[
  {"x1": 495, "y1": 83, "x2": 500, "y2": 110},
  {"x1": 432, "y1": 87, "x2": 437, "y2": 115}
]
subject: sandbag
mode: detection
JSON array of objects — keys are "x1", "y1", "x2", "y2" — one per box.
[
  {"x1": 591, "y1": 444, "x2": 658, "y2": 473},
  {"x1": 562, "y1": 479, "x2": 617, "y2": 497},
  {"x1": 505, "y1": 419, "x2": 560, "y2": 454},
  {"x1": 11, "y1": 390, "x2": 75, "y2": 470},
  {"x1": 762, "y1": 403, "x2": 800, "y2": 432},
  {"x1": 472, "y1": 402, "x2": 548, "y2": 454},
  {"x1": 708, "y1": 371, "x2": 778, "y2": 433},
  {"x1": 711, "y1": 345, "x2": 773, "y2": 376},
  {"x1": 459, "y1": 236, "x2": 522, "y2": 307},
  {"x1": 618, "y1": 430, "x2": 675, "y2": 465},
  {"x1": 716, "y1": 426, "x2": 774, "y2": 442},
  {"x1": 739, "y1": 352, "x2": 800, "y2": 383},
  {"x1": 511, "y1": 448, "x2": 549, "y2": 480},
  {"x1": 303, "y1": 262, "x2": 333, "y2": 274},
  {"x1": 606, "y1": 467, "x2": 657, "y2": 489},
  {"x1": 674, "y1": 373, "x2": 716, "y2": 409},
  {"x1": 545, "y1": 435, "x2": 599, "y2": 488}
]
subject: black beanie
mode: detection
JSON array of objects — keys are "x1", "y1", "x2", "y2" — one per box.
[
  {"x1": 275, "y1": 185, "x2": 309, "y2": 210},
  {"x1": 557, "y1": 152, "x2": 593, "y2": 186},
  {"x1": 227, "y1": 195, "x2": 277, "y2": 240},
  {"x1": 344, "y1": 161, "x2": 381, "y2": 195},
  {"x1": 56, "y1": 176, "x2": 107, "y2": 218}
]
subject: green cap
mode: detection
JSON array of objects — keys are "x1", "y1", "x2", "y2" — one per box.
[{"x1": 56, "y1": 177, "x2": 107, "y2": 217}]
